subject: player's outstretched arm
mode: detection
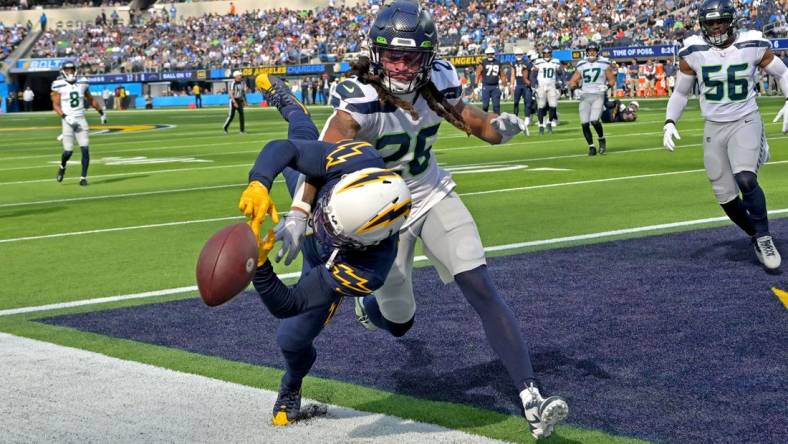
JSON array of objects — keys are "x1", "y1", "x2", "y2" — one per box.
[
  {"x1": 51, "y1": 91, "x2": 64, "y2": 118},
  {"x1": 450, "y1": 100, "x2": 525, "y2": 144},
  {"x1": 84, "y1": 89, "x2": 106, "y2": 123},
  {"x1": 760, "y1": 49, "x2": 788, "y2": 133},
  {"x1": 567, "y1": 70, "x2": 581, "y2": 90},
  {"x1": 663, "y1": 58, "x2": 696, "y2": 151}
]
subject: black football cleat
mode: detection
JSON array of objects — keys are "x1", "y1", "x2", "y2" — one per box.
[
  {"x1": 256, "y1": 73, "x2": 310, "y2": 116},
  {"x1": 599, "y1": 138, "x2": 607, "y2": 155},
  {"x1": 539, "y1": 125, "x2": 545, "y2": 136},
  {"x1": 588, "y1": 146, "x2": 597, "y2": 156},
  {"x1": 56, "y1": 166, "x2": 65, "y2": 182},
  {"x1": 79, "y1": 178, "x2": 88, "y2": 186},
  {"x1": 272, "y1": 381, "x2": 302, "y2": 426}
]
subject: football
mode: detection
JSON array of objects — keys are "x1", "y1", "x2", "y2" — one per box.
[{"x1": 196, "y1": 223, "x2": 259, "y2": 306}]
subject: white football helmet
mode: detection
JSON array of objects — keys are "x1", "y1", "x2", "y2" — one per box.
[
  {"x1": 514, "y1": 47, "x2": 524, "y2": 60},
  {"x1": 313, "y1": 168, "x2": 411, "y2": 249}
]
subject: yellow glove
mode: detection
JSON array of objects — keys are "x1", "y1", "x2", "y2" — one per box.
[
  {"x1": 258, "y1": 229, "x2": 276, "y2": 266},
  {"x1": 238, "y1": 181, "x2": 280, "y2": 241}
]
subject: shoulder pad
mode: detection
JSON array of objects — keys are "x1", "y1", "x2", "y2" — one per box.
[
  {"x1": 51, "y1": 80, "x2": 66, "y2": 89},
  {"x1": 576, "y1": 60, "x2": 588, "y2": 67},
  {"x1": 551, "y1": 58, "x2": 561, "y2": 64},
  {"x1": 598, "y1": 57, "x2": 611, "y2": 64},
  {"x1": 430, "y1": 59, "x2": 461, "y2": 99},
  {"x1": 335, "y1": 77, "x2": 378, "y2": 102},
  {"x1": 739, "y1": 30, "x2": 766, "y2": 41},
  {"x1": 678, "y1": 35, "x2": 711, "y2": 57}
]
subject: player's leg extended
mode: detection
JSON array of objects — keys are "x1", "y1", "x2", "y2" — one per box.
[
  {"x1": 256, "y1": 73, "x2": 313, "y2": 140},
  {"x1": 492, "y1": 86, "x2": 501, "y2": 115},
  {"x1": 705, "y1": 120, "x2": 755, "y2": 235},
  {"x1": 589, "y1": 94, "x2": 606, "y2": 154},
  {"x1": 482, "y1": 85, "x2": 491, "y2": 113},
  {"x1": 536, "y1": 87, "x2": 547, "y2": 135},
  {"x1": 75, "y1": 118, "x2": 90, "y2": 185},
  {"x1": 524, "y1": 87, "x2": 533, "y2": 126},
  {"x1": 57, "y1": 119, "x2": 75, "y2": 182},
  {"x1": 356, "y1": 226, "x2": 419, "y2": 336},
  {"x1": 512, "y1": 86, "x2": 522, "y2": 117},
  {"x1": 579, "y1": 97, "x2": 595, "y2": 155},
  {"x1": 547, "y1": 89, "x2": 559, "y2": 132},
  {"x1": 730, "y1": 114, "x2": 771, "y2": 236},
  {"x1": 419, "y1": 193, "x2": 536, "y2": 388},
  {"x1": 238, "y1": 105, "x2": 245, "y2": 133}
]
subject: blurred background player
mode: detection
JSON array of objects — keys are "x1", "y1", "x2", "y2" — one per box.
[
  {"x1": 51, "y1": 61, "x2": 106, "y2": 186},
  {"x1": 476, "y1": 46, "x2": 503, "y2": 114},
  {"x1": 533, "y1": 47, "x2": 560, "y2": 135},
  {"x1": 568, "y1": 42, "x2": 616, "y2": 155},
  {"x1": 245, "y1": 73, "x2": 411, "y2": 426},
  {"x1": 601, "y1": 98, "x2": 639, "y2": 123},
  {"x1": 223, "y1": 70, "x2": 247, "y2": 134},
  {"x1": 663, "y1": 0, "x2": 788, "y2": 270},
  {"x1": 511, "y1": 47, "x2": 532, "y2": 135}
]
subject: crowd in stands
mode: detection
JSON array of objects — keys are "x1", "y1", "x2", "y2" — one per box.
[
  {"x1": 22, "y1": 0, "x2": 788, "y2": 74},
  {"x1": 1, "y1": 1, "x2": 121, "y2": 11},
  {"x1": 0, "y1": 22, "x2": 27, "y2": 61}
]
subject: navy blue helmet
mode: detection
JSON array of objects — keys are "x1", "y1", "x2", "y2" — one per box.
[
  {"x1": 60, "y1": 61, "x2": 77, "y2": 83},
  {"x1": 586, "y1": 42, "x2": 601, "y2": 61},
  {"x1": 367, "y1": 0, "x2": 438, "y2": 95},
  {"x1": 698, "y1": 0, "x2": 737, "y2": 47}
]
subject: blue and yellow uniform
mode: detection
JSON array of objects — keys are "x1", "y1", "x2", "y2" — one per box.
[{"x1": 247, "y1": 103, "x2": 398, "y2": 393}]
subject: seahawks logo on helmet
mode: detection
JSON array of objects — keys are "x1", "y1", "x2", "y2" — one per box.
[
  {"x1": 60, "y1": 61, "x2": 78, "y2": 84},
  {"x1": 698, "y1": 0, "x2": 737, "y2": 47},
  {"x1": 367, "y1": 0, "x2": 438, "y2": 95},
  {"x1": 585, "y1": 42, "x2": 601, "y2": 62}
]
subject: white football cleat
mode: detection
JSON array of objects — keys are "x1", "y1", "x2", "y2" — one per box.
[
  {"x1": 520, "y1": 383, "x2": 569, "y2": 440},
  {"x1": 753, "y1": 235, "x2": 781, "y2": 270},
  {"x1": 354, "y1": 297, "x2": 378, "y2": 331}
]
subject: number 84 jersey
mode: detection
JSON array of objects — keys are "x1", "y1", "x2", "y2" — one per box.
[
  {"x1": 325, "y1": 59, "x2": 462, "y2": 227},
  {"x1": 679, "y1": 30, "x2": 771, "y2": 122},
  {"x1": 51, "y1": 77, "x2": 89, "y2": 118}
]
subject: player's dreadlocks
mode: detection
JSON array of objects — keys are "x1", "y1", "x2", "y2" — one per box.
[{"x1": 349, "y1": 57, "x2": 471, "y2": 135}]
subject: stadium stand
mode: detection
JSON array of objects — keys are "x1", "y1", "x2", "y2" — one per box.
[{"x1": 0, "y1": 22, "x2": 27, "y2": 61}]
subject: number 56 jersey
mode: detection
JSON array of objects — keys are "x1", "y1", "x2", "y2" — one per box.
[
  {"x1": 679, "y1": 30, "x2": 771, "y2": 122},
  {"x1": 325, "y1": 59, "x2": 463, "y2": 228}
]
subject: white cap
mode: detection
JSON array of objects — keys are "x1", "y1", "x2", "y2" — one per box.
[
  {"x1": 484, "y1": 47, "x2": 496, "y2": 55},
  {"x1": 514, "y1": 47, "x2": 524, "y2": 56},
  {"x1": 232, "y1": 70, "x2": 242, "y2": 77}
]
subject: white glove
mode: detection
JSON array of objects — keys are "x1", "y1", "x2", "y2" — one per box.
[
  {"x1": 64, "y1": 115, "x2": 81, "y2": 132},
  {"x1": 663, "y1": 122, "x2": 680, "y2": 152},
  {"x1": 100, "y1": 112, "x2": 107, "y2": 125},
  {"x1": 775, "y1": 101, "x2": 787, "y2": 133},
  {"x1": 273, "y1": 210, "x2": 308, "y2": 265},
  {"x1": 491, "y1": 112, "x2": 526, "y2": 144}
]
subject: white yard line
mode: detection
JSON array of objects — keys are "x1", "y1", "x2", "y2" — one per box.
[
  {"x1": 4, "y1": 160, "x2": 788, "y2": 243},
  {"x1": 4, "y1": 208, "x2": 788, "y2": 317},
  {"x1": 0, "y1": 333, "x2": 505, "y2": 444}
]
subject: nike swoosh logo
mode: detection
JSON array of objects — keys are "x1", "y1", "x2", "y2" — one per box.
[
  {"x1": 342, "y1": 85, "x2": 356, "y2": 93},
  {"x1": 745, "y1": 119, "x2": 752, "y2": 124}
]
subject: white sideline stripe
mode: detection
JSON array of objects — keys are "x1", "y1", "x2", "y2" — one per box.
[
  {"x1": 4, "y1": 160, "x2": 788, "y2": 243},
  {"x1": 5, "y1": 207, "x2": 788, "y2": 317},
  {"x1": 0, "y1": 272, "x2": 303, "y2": 317}
]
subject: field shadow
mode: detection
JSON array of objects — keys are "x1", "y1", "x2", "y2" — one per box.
[
  {"x1": 94, "y1": 175, "x2": 150, "y2": 185},
  {"x1": 0, "y1": 206, "x2": 66, "y2": 219}
]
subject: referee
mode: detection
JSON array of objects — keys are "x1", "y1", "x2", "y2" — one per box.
[{"x1": 223, "y1": 70, "x2": 247, "y2": 134}]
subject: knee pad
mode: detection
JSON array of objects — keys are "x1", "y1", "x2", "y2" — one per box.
[
  {"x1": 386, "y1": 315, "x2": 414, "y2": 338},
  {"x1": 734, "y1": 171, "x2": 758, "y2": 194}
]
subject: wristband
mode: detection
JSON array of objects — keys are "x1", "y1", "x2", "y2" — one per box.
[
  {"x1": 664, "y1": 119, "x2": 676, "y2": 126},
  {"x1": 291, "y1": 201, "x2": 311, "y2": 215}
]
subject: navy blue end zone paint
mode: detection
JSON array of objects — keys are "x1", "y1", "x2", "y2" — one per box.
[{"x1": 39, "y1": 221, "x2": 788, "y2": 443}]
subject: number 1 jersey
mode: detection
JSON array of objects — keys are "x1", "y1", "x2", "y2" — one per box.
[
  {"x1": 325, "y1": 59, "x2": 463, "y2": 227},
  {"x1": 679, "y1": 30, "x2": 771, "y2": 122}
]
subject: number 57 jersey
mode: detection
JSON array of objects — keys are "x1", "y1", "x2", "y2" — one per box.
[
  {"x1": 325, "y1": 59, "x2": 463, "y2": 228},
  {"x1": 679, "y1": 30, "x2": 771, "y2": 122}
]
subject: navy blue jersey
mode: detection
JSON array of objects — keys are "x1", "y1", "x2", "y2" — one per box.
[
  {"x1": 248, "y1": 139, "x2": 397, "y2": 317},
  {"x1": 512, "y1": 62, "x2": 530, "y2": 86},
  {"x1": 481, "y1": 60, "x2": 501, "y2": 86}
]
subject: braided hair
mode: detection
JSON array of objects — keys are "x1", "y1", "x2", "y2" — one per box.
[{"x1": 348, "y1": 57, "x2": 471, "y2": 135}]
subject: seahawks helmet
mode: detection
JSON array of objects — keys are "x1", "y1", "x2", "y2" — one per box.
[
  {"x1": 585, "y1": 42, "x2": 601, "y2": 62},
  {"x1": 60, "y1": 61, "x2": 77, "y2": 84},
  {"x1": 367, "y1": 0, "x2": 438, "y2": 95},
  {"x1": 542, "y1": 47, "x2": 553, "y2": 60},
  {"x1": 698, "y1": 0, "x2": 737, "y2": 47}
]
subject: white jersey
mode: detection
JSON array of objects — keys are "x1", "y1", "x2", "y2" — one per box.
[
  {"x1": 51, "y1": 77, "x2": 89, "y2": 118},
  {"x1": 678, "y1": 30, "x2": 770, "y2": 122},
  {"x1": 576, "y1": 57, "x2": 611, "y2": 94},
  {"x1": 533, "y1": 58, "x2": 561, "y2": 88},
  {"x1": 324, "y1": 59, "x2": 462, "y2": 227}
]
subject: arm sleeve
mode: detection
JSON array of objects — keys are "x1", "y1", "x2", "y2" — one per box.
[
  {"x1": 247, "y1": 139, "x2": 329, "y2": 188},
  {"x1": 665, "y1": 70, "x2": 695, "y2": 123},
  {"x1": 431, "y1": 60, "x2": 463, "y2": 106},
  {"x1": 763, "y1": 56, "x2": 788, "y2": 99},
  {"x1": 252, "y1": 260, "x2": 338, "y2": 318}
]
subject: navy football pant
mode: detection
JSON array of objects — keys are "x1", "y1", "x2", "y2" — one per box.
[
  {"x1": 512, "y1": 85, "x2": 532, "y2": 118},
  {"x1": 482, "y1": 85, "x2": 501, "y2": 114}
]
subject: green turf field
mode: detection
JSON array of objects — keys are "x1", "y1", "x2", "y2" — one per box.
[{"x1": 1, "y1": 98, "x2": 786, "y2": 442}]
